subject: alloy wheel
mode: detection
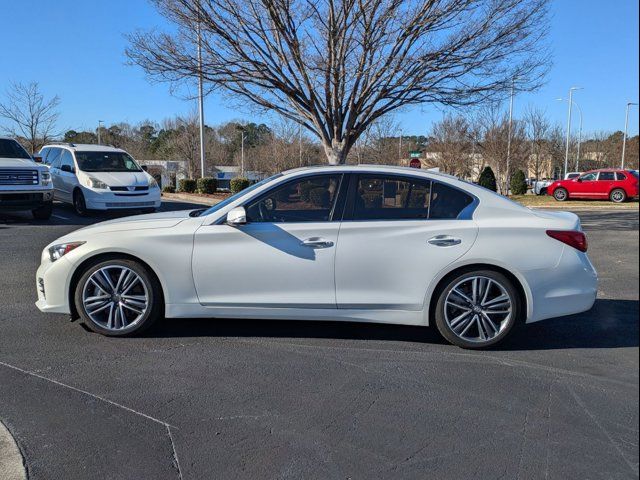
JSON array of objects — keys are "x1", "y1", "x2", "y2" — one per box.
[
  {"x1": 82, "y1": 266, "x2": 149, "y2": 331},
  {"x1": 444, "y1": 276, "x2": 513, "y2": 344}
]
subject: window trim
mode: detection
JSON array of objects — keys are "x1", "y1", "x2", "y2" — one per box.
[
  {"x1": 241, "y1": 172, "x2": 348, "y2": 224},
  {"x1": 343, "y1": 173, "x2": 478, "y2": 222}
]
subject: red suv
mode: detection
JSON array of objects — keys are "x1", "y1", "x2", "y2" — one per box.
[{"x1": 548, "y1": 169, "x2": 639, "y2": 203}]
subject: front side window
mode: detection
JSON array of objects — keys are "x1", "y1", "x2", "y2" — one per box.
[
  {"x1": 353, "y1": 175, "x2": 431, "y2": 221},
  {"x1": 580, "y1": 172, "x2": 598, "y2": 182},
  {"x1": 59, "y1": 150, "x2": 75, "y2": 171},
  {"x1": 246, "y1": 174, "x2": 342, "y2": 223},
  {"x1": 0, "y1": 139, "x2": 31, "y2": 160},
  {"x1": 44, "y1": 147, "x2": 62, "y2": 166},
  {"x1": 598, "y1": 172, "x2": 615, "y2": 181},
  {"x1": 74, "y1": 151, "x2": 141, "y2": 172}
]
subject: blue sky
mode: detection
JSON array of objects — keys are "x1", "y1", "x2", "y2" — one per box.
[{"x1": 1, "y1": 0, "x2": 638, "y2": 137}]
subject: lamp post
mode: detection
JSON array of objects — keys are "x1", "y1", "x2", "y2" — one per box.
[
  {"x1": 299, "y1": 124, "x2": 303, "y2": 166},
  {"x1": 505, "y1": 80, "x2": 515, "y2": 195},
  {"x1": 621, "y1": 102, "x2": 638, "y2": 169},
  {"x1": 196, "y1": 18, "x2": 206, "y2": 178},
  {"x1": 563, "y1": 87, "x2": 582, "y2": 178},
  {"x1": 398, "y1": 129, "x2": 403, "y2": 162},
  {"x1": 97, "y1": 120, "x2": 104, "y2": 145},
  {"x1": 557, "y1": 97, "x2": 583, "y2": 171}
]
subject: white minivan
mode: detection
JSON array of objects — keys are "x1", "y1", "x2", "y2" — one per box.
[{"x1": 39, "y1": 143, "x2": 161, "y2": 215}]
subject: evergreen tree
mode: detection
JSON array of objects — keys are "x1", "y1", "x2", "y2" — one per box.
[
  {"x1": 510, "y1": 169, "x2": 528, "y2": 195},
  {"x1": 478, "y1": 166, "x2": 497, "y2": 192}
]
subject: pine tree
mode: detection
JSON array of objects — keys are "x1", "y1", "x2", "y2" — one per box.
[
  {"x1": 510, "y1": 169, "x2": 528, "y2": 195},
  {"x1": 478, "y1": 166, "x2": 497, "y2": 192}
]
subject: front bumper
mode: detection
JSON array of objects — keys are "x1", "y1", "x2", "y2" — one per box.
[
  {"x1": 0, "y1": 190, "x2": 54, "y2": 211},
  {"x1": 524, "y1": 246, "x2": 598, "y2": 323},
  {"x1": 82, "y1": 187, "x2": 161, "y2": 210},
  {"x1": 35, "y1": 254, "x2": 74, "y2": 314}
]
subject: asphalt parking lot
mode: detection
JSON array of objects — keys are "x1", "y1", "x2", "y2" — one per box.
[{"x1": 0, "y1": 202, "x2": 638, "y2": 480}]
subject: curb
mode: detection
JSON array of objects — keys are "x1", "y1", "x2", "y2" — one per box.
[
  {"x1": 161, "y1": 192, "x2": 223, "y2": 206},
  {"x1": 0, "y1": 420, "x2": 26, "y2": 480}
]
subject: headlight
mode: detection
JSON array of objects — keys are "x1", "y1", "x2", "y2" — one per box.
[
  {"x1": 85, "y1": 177, "x2": 109, "y2": 189},
  {"x1": 40, "y1": 172, "x2": 52, "y2": 186},
  {"x1": 48, "y1": 242, "x2": 85, "y2": 262},
  {"x1": 148, "y1": 176, "x2": 158, "y2": 188}
]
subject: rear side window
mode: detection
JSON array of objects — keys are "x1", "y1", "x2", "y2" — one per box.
[
  {"x1": 429, "y1": 182, "x2": 474, "y2": 219},
  {"x1": 616, "y1": 172, "x2": 627, "y2": 181},
  {"x1": 353, "y1": 175, "x2": 431, "y2": 220},
  {"x1": 598, "y1": 172, "x2": 615, "y2": 181}
]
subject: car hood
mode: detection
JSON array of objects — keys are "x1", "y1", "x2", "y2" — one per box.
[
  {"x1": 71, "y1": 210, "x2": 195, "y2": 236},
  {"x1": 0, "y1": 157, "x2": 40, "y2": 169},
  {"x1": 81, "y1": 170, "x2": 151, "y2": 187}
]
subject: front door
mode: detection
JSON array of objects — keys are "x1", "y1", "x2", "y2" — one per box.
[
  {"x1": 192, "y1": 173, "x2": 346, "y2": 308},
  {"x1": 571, "y1": 172, "x2": 598, "y2": 198},
  {"x1": 335, "y1": 175, "x2": 479, "y2": 310}
]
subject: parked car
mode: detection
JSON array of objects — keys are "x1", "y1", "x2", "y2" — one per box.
[
  {"x1": 36, "y1": 165, "x2": 597, "y2": 349},
  {"x1": 0, "y1": 137, "x2": 54, "y2": 219},
  {"x1": 38, "y1": 143, "x2": 161, "y2": 215},
  {"x1": 534, "y1": 172, "x2": 581, "y2": 196},
  {"x1": 547, "y1": 168, "x2": 639, "y2": 203}
]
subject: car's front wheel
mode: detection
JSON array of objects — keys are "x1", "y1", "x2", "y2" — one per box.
[
  {"x1": 74, "y1": 258, "x2": 163, "y2": 336},
  {"x1": 553, "y1": 187, "x2": 568, "y2": 202},
  {"x1": 73, "y1": 189, "x2": 89, "y2": 216},
  {"x1": 610, "y1": 188, "x2": 627, "y2": 203},
  {"x1": 434, "y1": 270, "x2": 521, "y2": 349}
]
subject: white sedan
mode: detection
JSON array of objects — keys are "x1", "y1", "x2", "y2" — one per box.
[{"x1": 35, "y1": 165, "x2": 598, "y2": 348}]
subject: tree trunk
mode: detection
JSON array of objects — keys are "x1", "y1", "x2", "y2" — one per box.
[{"x1": 322, "y1": 139, "x2": 349, "y2": 165}]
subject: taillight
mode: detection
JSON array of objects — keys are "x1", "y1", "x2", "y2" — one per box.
[{"x1": 546, "y1": 230, "x2": 588, "y2": 252}]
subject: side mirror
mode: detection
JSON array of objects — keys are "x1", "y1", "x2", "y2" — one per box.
[
  {"x1": 576, "y1": 178, "x2": 582, "y2": 183},
  {"x1": 61, "y1": 164, "x2": 73, "y2": 173},
  {"x1": 226, "y1": 206, "x2": 247, "y2": 226},
  {"x1": 32, "y1": 154, "x2": 43, "y2": 163}
]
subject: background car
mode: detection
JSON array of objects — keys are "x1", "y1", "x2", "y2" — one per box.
[
  {"x1": 534, "y1": 172, "x2": 582, "y2": 195},
  {"x1": 36, "y1": 165, "x2": 597, "y2": 349},
  {"x1": 547, "y1": 168, "x2": 639, "y2": 203},
  {"x1": 0, "y1": 137, "x2": 54, "y2": 219},
  {"x1": 39, "y1": 143, "x2": 161, "y2": 215}
]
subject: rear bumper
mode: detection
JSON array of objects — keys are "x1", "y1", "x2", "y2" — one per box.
[
  {"x1": 0, "y1": 190, "x2": 54, "y2": 211},
  {"x1": 524, "y1": 247, "x2": 598, "y2": 323}
]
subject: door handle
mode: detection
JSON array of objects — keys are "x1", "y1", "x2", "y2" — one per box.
[
  {"x1": 301, "y1": 237, "x2": 334, "y2": 248},
  {"x1": 428, "y1": 235, "x2": 462, "y2": 247}
]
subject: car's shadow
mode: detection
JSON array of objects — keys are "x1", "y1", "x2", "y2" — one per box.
[{"x1": 148, "y1": 299, "x2": 638, "y2": 351}]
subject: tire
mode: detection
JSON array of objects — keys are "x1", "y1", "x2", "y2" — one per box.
[
  {"x1": 73, "y1": 189, "x2": 89, "y2": 216},
  {"x1": 539, "y1": 187, "x2": 547, "y2": 196},
  {"x1": 74, "y1": 258, "x2": 163, "y2": 337},
  {"x1": 434, "y1": 270, "x2": 521, "y2": 349},
  {"x1": 610, "y1": 188, "x2": 627, "y2": 203},
  {"x1": 32, "y1": 202, "x2": 53, "y2": 220},
  {"x1": 553, "y1": 187, "x2": 568, "y2": 202}
]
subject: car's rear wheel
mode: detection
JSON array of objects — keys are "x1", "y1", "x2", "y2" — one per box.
[
  {"x1": 32, "y1": 203, "x2": 52, "y2": 220},
  {"x1": 610, "y1": 188, "x2": 627, "y2": 203},
  {"x1": 73, "y1": 189, "x2": 88, "y2": 216},
  {"x1": 434, "y1": 270, "x2": 521, "y2": 349},
  {"x1": 74, "y1": 258, "x2": 163, "y2": 336},
  {"x1": 553, "y1": 188, "x2": 568, "y2": 202}
]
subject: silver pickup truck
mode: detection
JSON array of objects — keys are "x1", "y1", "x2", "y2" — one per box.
[{"x1": 0, "y1": 137, "x2": 54, "y2": 219}]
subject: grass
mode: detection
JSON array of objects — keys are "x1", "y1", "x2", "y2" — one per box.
[{"x1": 510, "y1": 194, "x2": 639, "y2": 209}]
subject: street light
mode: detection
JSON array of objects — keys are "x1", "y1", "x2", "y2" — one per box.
[
  {"x1": 97, "y1": 120, "x2": 104, "y2": 145},
  {"x1": 398, "y1": 128, "x2": 403, "y2": 161},
  {"x1": 236, "y1": 124, "x2": 246, "y2": 177},
  {"x1": 557, "y1": 97, "x2": 583, "y2": 171},
  {"x1": 196, "y1": 16, "x2": 206, "y2": 178},
  {"x1": 563, "y1": 87, "x2": 583, "y2": 178},
  {"x1": 621, "y1": 102, "x2": 638, "y2": 169},
  {"x1": 505, "y1": 79, "x2": 516, "y2": 195}
]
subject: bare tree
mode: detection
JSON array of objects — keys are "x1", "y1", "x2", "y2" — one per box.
[
  {"x1": 0, "y1": 82, "x2": 61, "y2": 153},
  {"x1": 427, "y1": 115, "x2": 474, "y2": 177},
  {"x1": 127, "y1": 0, "x2": 550, "y2": 165},
  {"x1": 162, "y1": 112, "x2": 202, "y2": 177},
  {"x1": 524, "y1": 105, "x2": 551, "y2": 181}
]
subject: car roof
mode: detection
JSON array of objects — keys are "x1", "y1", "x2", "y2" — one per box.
[
  {"x1": 41, "y1": 143, "x2": 126, "y2": 153},
  {"x1": 281, "y1": 164, "x2": 459, "y2": 180}
]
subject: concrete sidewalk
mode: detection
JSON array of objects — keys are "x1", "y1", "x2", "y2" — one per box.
[{"x1": 0, "y1": 420, "x2": 26, "y2": 480}]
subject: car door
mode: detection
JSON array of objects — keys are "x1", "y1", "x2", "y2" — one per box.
[
  {"x1": 47, "y1": 148, "x2": 65, "y2": 199},
  {"x1": 191, "y1": 173, "x2": 346, "y2": 308},
  {"x1": 335, "y1": 174, "x2": 479, "y2": 311},
  {"x1": 55, "y1": 149, "x2": 77, "y2": 203},
  {"x1": 571, "y1": 172, "x2": 598, "y2": 198},
  {"x1": 595, "y1": 171, "x2": 616, "y2": 198}
]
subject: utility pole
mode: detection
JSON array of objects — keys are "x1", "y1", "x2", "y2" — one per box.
[
  {"x1": 398, "y1": 129, "x2": 403, "y2": 162},
  {"x1": 241, "y1": 128, "x2": 245, "y2": 177},
  {"x1": 557, "y1": 97, "x2": 583, "y2": 171},
  {"x1": 621, "y1": 102, "x2": 638, "y2": 169},
  {"x1": 197, "y1": 18, "x2": 206, "y2": 178},
  {"x1": 505, "y1": 80, "x2": 515, "y2": 195},
  {"x1": 97, "y1": 120, "x2": 104, "y2": 145},
  {"x1": 564, "y1": 87, "x2": 582, "y2": 178},
  {"x1": 299, "y1": 124, "x2": 303, "y2": 166}
]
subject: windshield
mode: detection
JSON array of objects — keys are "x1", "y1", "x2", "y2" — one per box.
[
  {"x1": 197, "y1": 174, "x2": 283, "y2": 217},
  {"x1": 75, "y1": 151, "x2": 142, "y2": 172},
  {"x1": 0, "y1": 139, "x2": 31, "y2": 160}
]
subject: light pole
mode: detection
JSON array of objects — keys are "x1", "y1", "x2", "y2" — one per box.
[
  {"x1": 557, "y1": 97, "x2": 583, "y2": 171},
  {"x1": 621, "y1": 102, "x2": 638, "y2": 169},
  {"x1": 505, "y1": 80, "x2": 515, "y2": 195},
  {"x1": 398, "y1": 129, "x2": 403, "y2": 162},
  {"x1": 563, "y1": 87, "x2": 582, "y2": 178},
  {"x1": 196, "y1": 18, "x2": 206, "y2": 178},
  {"x1": 299, "y1": 124, "x2": 303, "y2": 166},
  {"x1": 97, "y1": 120, "x2": 104, "y2": 145}
]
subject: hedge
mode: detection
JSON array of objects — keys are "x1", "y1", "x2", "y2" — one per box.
[
  {"x1": 196, "y1": 177, "x2": 218, "y2": 194},
  {"x1": 231, "y1": 177, "x2": 251, "y2": 193},
  {"x1": 178, "y1": 179, "x2": 197, "y2": 193},
  {"x1": 162, "y1": 185, "x2": 176, "y2": 194}
]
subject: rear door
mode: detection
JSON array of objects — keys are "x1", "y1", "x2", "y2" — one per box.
[
  {"x1": 594, "y1": 171, "x2": 616, "y2": 198},
  {"x1": 335, "y1": 174, "x2": 478, "y2": 311}
]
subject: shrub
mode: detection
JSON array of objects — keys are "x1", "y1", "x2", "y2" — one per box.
[
  {"x1": 478, "y1": 166, "x2": 497, "y2": 192},
  {"x1": 178, "y1": 179, "x2": 197, "y2": 193},
  {"x1": 510, "y1": 169, "x2": 528, "y2": 195},
  {"x1": 196, "y1": 177, "x2": 218, "y2": 194},
  {"x1": 162, "y1": 185, "x2": 175, "y2": 194},
  {"x1": 230, "y1": 177, "x2": 251, "y2": 193}
]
